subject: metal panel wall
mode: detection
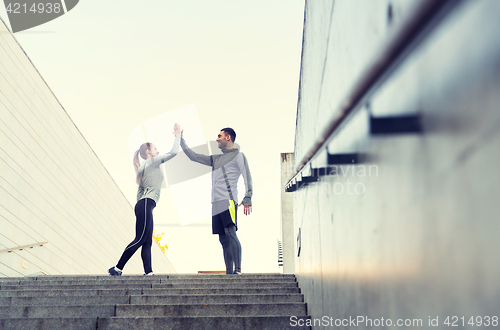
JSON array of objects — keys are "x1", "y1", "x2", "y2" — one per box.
[
  {"x1": 293, "y1": 0, "x2": 500, "y2": 328},
  {"x1": 0, "y1": 19, "x2": 175, "y2": 276}
]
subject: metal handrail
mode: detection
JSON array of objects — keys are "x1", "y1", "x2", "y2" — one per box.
[
  {"x1": 286, "y1": 0, "x2": 462, "y2": 187},
  {"x1": 0, "y1": 242, "x2": 48, "y2": 253}
]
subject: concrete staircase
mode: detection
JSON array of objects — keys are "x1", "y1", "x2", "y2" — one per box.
[{"x1": 0, "y1": 273, "x2": 310, "y2": 330}]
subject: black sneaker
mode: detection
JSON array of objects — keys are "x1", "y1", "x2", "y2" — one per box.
[{"x1": 108, "y1": 267, "x2": 122, "y2": 276}]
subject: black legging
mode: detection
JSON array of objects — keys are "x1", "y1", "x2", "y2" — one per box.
[
  {"x1": 219, "y1": 224, "x2": 242, "y2": 274},
  {"x1": 116, "y1": 198, "x2": 155, "y2": 274}
]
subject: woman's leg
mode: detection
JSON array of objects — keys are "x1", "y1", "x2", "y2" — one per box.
[
  {"x1": 141, "y1": 201, "x2": 155, "y2": 274},
  {"x1": 116, "y1": 198, "x2": 151, "y2": 270}
]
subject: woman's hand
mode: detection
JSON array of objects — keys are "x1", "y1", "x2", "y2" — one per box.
[{"x1": 173, "y1": 123, "x2": 181, "y2": 135}]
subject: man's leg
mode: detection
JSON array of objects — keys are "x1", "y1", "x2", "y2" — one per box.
[
  {"x1": 218, "y1": 233, "x2": 234, "y2": 274},
  {"x1": 224, "y1": 224, "x2": 242, "y2": 273}
]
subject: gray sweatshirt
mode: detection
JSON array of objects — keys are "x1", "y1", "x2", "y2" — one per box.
[
  {"x1": 180, "y1": 138, "x2": 253, "y2": 206},
  {"x1": 136, "y1": 135, "x2": 181, "y2": 203}
]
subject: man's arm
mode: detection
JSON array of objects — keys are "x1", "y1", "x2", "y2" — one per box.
[
  {"x1": 237, "y1": 153, "x2": 253, "y2": 215},
  {"x1": 180, "y1": 136, "x2": 212, "y2": 166}
]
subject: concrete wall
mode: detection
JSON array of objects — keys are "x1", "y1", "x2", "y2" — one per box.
[
  {"x1": 295, "y1": 0, "x2": 421, "y2": 164},
  {"x1": 293, "y1": 0, "x2": 500, "y2": 328},
  {"x1": 0, "y1": 19, "x2": 175, "y2": 276},
  {"x1": 280, "y1": 153, "x2": 295, "y2": 274}
]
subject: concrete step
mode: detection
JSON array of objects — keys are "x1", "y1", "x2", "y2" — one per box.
[
  {"x1": 0, "y1": 274, "x2": 310, "y2": 329},
  {"x1": 130, "y1": 293, "x2": 304, "y2": 305},
  {"x1": 0, "y1": 284, "x2": 153, "y2": 291},
  {"x1": 166, "y1": 274, "x2": 297, "y2": 279},
  {"x1": 0, "y1": 286, "x2": 301, "y2": 297},
  {"x1": 0, "y1": 305, "x2": 115, "y2": 318},
  {"x1": 0, "y1": 282, "x2": 298, "y2": 291},
  {"x1": 0, "y1": 274, "x2": 296, "y2": 282},
  {"x1": 0, "y1": 279, "x2": 161, "y2": 286},
  {"x1": 0, "y1": 316, "x2": 311, "y2": 330},
  {"x1": 0, "y1": 303, "x2": 306, "y2": 318},
  {"x1": 0, "y1": 288, "x2": 145, "y2": 297},
  {"x1": 115, "y1": 302, "x2": 307, "y2": 317},
  {"x1": 0, "y1": 293, "x2": 303, "y2": 306},
  {"x1": 0, "y1": 295, "x2": 130, "y2": 306},
  {"x1": 0, "y1": 278, "x2": 295, "y2": 287},
  {"x1": 1, "y1": 273, "x2": 295, "y2": 282},
  {"x1": 0, "y1": 318, "x2": 96, "y2": 330},
  {"x1": 97, "y1": 316, "x2": 311, "y2": 330}
]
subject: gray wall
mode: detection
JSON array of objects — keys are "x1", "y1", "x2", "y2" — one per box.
[
  {"x1": 293, "y1": 0, "x2": 500, "y2": 328},
  {"x1": 280, "y1": 153, "x2": 295, "y2": 274},
  {"x1": 0, "y1": 19, "x2": 175, "y2": 276}
]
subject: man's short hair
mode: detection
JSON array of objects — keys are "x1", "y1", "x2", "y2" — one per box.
[{"x1": 221, "y1": 127, "x2": 236, "y2": 142}]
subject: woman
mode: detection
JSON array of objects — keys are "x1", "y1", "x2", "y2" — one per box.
[{"x1": 108, "y1": 123, "x2": 181, "y2": 276}]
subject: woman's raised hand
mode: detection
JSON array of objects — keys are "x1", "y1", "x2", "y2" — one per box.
[{"x1": 173, "y1": 123, "x2": 181, "y2": 135}]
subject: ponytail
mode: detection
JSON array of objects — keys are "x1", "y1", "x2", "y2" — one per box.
[
  {"x1": 133, "y1": 143, "x2": 152, "y2": 184},
  {"x1": 133, "y1": 149, "x2": 141, "y2": 184}
]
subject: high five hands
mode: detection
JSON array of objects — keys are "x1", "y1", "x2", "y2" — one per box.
[
  {"x1": 173, "y1": 123, "x2": 181, "y2": 135},
  {"x1": 238, "y1": 202, "x2": 252, "y2": 215}
]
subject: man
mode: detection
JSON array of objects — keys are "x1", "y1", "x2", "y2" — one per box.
[{"x1": 181, "y1": 128, "x2": 252, "y2": 274}]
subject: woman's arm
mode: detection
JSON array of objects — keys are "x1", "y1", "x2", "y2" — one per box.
[
  {"x1": 155, "y1": 135, "x2": 181, "y2": 164},
  {"x1": 152, "y1": 123, "x2": 182, "y2": 165}
]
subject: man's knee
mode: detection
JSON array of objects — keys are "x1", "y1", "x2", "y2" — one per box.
[
  {"x1": 223, "y1": 224, "x2": 236, "y2": 236},
  {"x1": 219, "y1": 234, "x2": 228, "y2": 245}
]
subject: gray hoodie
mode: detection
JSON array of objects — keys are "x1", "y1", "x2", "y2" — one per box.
[
  {"x1": 136, "y1": 135, "x2": 181, "y2": 203},
  {"x1": 180, "y1": 137, "x2": 253, "y2": 206}
]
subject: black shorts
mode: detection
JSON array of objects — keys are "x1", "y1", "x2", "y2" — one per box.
[{"x1": 212, "y1": 201, "x2": 238, "y2": 234}]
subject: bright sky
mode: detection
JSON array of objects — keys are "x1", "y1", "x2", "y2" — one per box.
[{"x1": 0, "y1": 0, "x2": 305, "y2": 273}]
